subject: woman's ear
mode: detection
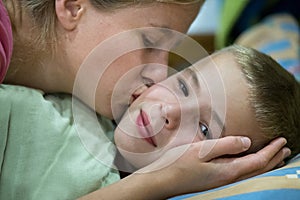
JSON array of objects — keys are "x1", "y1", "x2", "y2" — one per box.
[{"x1": 55, "y1": 0, "x2": 85, "y2": 30}]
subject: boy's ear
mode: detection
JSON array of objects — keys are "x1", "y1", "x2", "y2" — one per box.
[{"x1": 55, "y1": 0, "x2": 85, "y2": 30}]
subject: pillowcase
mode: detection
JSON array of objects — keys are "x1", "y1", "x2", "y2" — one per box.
[{"x1": 170, "y1": 154, "x2": 300, "y2": 200}]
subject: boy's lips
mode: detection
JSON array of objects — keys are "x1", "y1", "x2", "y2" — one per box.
[{"x1": 136, "y1": 109, "x2": 157, "y2": 147}]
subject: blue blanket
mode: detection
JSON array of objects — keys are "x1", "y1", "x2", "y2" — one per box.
[{"x1": 171, "y1": 154, "x2": 300, "y2": 200}]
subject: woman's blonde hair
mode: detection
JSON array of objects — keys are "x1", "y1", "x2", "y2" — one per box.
[
  {"x1": 225, "y1": 45, "x2": 300, "y2": 159},
  {"x1": 3, "y1": 0, "x2": 201, "y2": 77},
  {"x1": 4, "y1": 0, "x2": 201, "y2": 50}
]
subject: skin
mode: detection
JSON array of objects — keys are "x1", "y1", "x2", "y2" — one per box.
[
  {"x1": 115, "y1": 51, "x2": 268, "y2": 168},
  {"x1": 5, "y1": 1, "x2": 291, "y2": 199},
  {"x1": 6, "y1": 0, "x2": 200, "y2": 120},
  {"x1": 82, "y1": 137, "x2": 290, "y2": 200}
]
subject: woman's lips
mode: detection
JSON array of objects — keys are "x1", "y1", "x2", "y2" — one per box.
[
  {"x1": 136, "y1": 109, "x2": 157, "y2": 147},
  {"x1": 129, "y1": 93, "x2": 139, "y2": 106},
  {"x1": 129, "y1": 85, "x2": 148, "y2": 106}
]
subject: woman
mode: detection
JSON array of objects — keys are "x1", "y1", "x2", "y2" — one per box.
[{"x1": 1, "y1": 1, "x2": 288, "y2": 199}]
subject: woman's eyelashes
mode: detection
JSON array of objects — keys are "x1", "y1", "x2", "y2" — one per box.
[
  {"x1": 178, "y1": 78, "x2": 189, "y2": 97},
  {"x1": 141, "y1": 32, "x2": 177, "y2": 51},
  {"x1": 142, "y1": 34, "x2": 156, "y2": 48}
]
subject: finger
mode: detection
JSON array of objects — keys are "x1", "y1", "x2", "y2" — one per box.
[
  {"x1": 237, "y1": 147, "x2": 291, "y2": 181},
  {"x1": 198, "y1": 136, "x2": 251, "y2": 161},
  {"x1": 252, "y1": 137, "x2": 288, "y2": 163},
  {"x1": 224, "y1": 137, "x2": 288, "y2": 180}
]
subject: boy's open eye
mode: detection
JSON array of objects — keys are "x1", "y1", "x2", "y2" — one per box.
[
  {"x1": 200, "y1": 123, "x2": 210, "y2": 138},
  {"x1": 178, "y1": 78, "x2": 189, "y2": 97}
]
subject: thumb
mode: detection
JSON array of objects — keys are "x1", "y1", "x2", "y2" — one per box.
[{"x1": 198, "y1": 136, "x2": 251, "y2": 161}]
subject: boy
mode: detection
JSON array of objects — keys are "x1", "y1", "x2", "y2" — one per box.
[{"x1": 115, "y1": 45, "x2": 300, "y2": 170}]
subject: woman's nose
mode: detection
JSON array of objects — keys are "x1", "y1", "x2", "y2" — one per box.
[
  {"x1": 141, "y1": 63, "x2": 168, "y2": 85},
  {"x1": 140, "y1": 52, "x2": 169, "y2": 84}
]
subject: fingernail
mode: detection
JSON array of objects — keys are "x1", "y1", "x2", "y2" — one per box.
[
  {"x1": 241, "y1": 137, "x2": 251, "y2": 149},
  {"x1": 279, "y1": 137, "x2": 287, "y2": 145}
]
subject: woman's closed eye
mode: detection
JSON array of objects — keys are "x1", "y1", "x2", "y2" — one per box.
[{"x1": 142, "y1": 34, "x2": 155, "y2": 47}]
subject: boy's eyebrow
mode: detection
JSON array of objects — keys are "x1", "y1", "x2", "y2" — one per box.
[{"x1": 183, "y1": 68, "x2": 200, "y2": 89}]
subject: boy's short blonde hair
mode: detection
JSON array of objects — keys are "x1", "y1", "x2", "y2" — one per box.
[{"x1": 225, "y1": 45, "x2": 300, "y2": 158}]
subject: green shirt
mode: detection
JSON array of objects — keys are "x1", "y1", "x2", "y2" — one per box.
[{"x1": 0, "y1": 84, "x2": 120, "y2": 200}]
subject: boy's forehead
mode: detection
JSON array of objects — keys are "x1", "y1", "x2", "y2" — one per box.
[
  {"x1": 191, "y1": 54, "x2": 223, "y2": 79},
  {"x1": 191, "y1": 54, "x2": 218, "y2": 74},
  {"x1": 191, "y1": 52, "x2": 239, "y2": 79}
]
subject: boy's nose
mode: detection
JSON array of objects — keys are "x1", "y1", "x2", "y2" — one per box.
[{"x1": 162, "y1": 103, "x2": 181, "y2": 130}]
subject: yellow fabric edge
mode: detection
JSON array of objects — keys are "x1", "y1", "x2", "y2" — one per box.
[
  {"x1": 186, "y1": 176, "x2": 300, "y2": 200},
  {"x1": 183, "y1": 159, "x2": 300, "y2": 199}
]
